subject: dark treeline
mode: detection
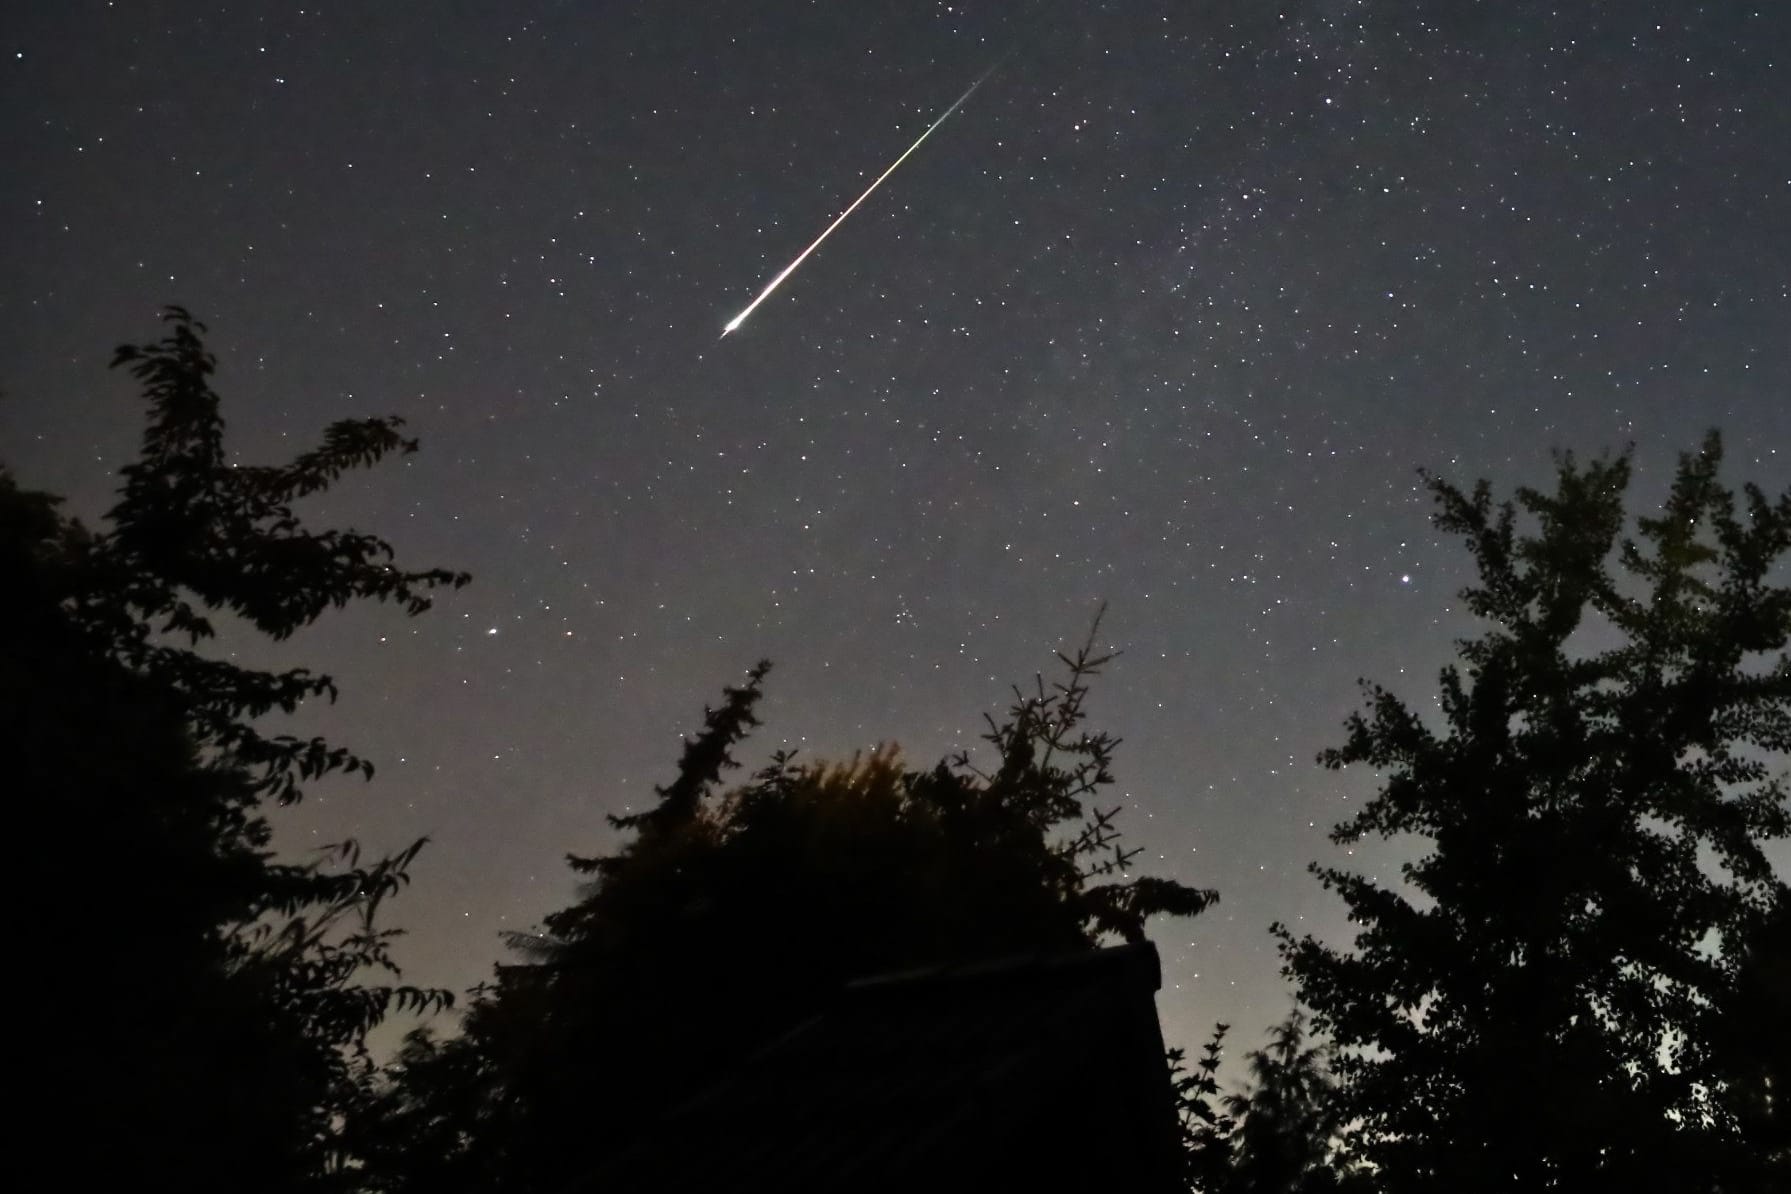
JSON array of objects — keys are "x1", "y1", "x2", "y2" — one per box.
[{"x1": 6, "y1": 311, "x2": 1786, "y2": 1192}]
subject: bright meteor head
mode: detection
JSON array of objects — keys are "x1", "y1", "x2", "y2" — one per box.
[{"x1": 722, "y1": 312, "x2": 746, "y2": 336}]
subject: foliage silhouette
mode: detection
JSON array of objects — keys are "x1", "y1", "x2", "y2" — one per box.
[
  {"x1": 1707, "y1": 893, "x2": 1791, "y2": 1185},
  {"x1": 1219, "y1": 1010, "x2": 1370, "y2": 1194},
  {"x1": 1276, "y1": 432, "x2": 1790, "y2": 1193},
  {"x1": 349, "y1": 621, "x2": 1217, "y2": 1193},
  {"x1": 1169, "y1": 1012, "x2": 1373, "y2": 1194},
  {"x1": 96, "y1": 307, "x2": 470, "y2": 801},
  {"x1": 5, "y1": 309, "x2": 466, "y2": 1191},
  {"x1": 1169, "y1": 1022, "x2": 1238, "y2": 1191}
]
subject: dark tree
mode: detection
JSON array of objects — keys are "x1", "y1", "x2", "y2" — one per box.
[
  {"x1": 352, "y1": 623, "x2": 1218, "y2": 1194},
  {"x1": 1168, "y1": 1022, "x2": 1238, "y2": 1192},
  {"x1": 1707, "y1": 893, "x2": 1791, "y2": 1186},
  {"x1": 5, "y1": 309, "x2": 467, "y2": 1191},
  {"x1": 1277, "y1": 433, "x2": 1790, "y2": 1193},
  {"x1": 1220, "y1": 1011, "x2": 1368, "y2": 1194}
]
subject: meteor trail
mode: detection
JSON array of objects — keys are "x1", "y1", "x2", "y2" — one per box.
[{"x1": 721, "y1": 60, "x2": 1002, "y2": 337}]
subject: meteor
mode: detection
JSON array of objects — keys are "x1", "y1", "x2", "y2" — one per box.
[{"x1": 721, "y1": 60, "x2": 1002, "y2": 337}]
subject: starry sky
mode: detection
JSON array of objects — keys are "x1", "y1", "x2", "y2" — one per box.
[{"x1": 3, "y1": 1, "x2": 1787, "y2": 1067}]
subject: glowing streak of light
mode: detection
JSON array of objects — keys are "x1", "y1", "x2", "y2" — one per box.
[{"x1": 721, "y1": 62, "x2": 1001, "y2": 337}]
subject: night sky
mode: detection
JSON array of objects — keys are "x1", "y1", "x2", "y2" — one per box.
[{"x1": 3, "y1": 1, "x2": 1786, "y2": 1066}]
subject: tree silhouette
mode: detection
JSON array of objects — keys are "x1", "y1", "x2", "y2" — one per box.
[
  {"x1": 1220, "y1": 1010, "x2": 1368, "y2": 1194},
  {"x1": 1276, "y1": 433, "x2": 1790, "y2": 1193},
  {"x1": 1168, "y1": 1022, "x2": 1237, "y2": 1192},
  {"x1": 5, "y1": 309, "x2": 466, "y2": 1191},
  {"x1": 352, "y1": 622, "x2": 1218, "y2": 1193},
  {"x1": 1707, "y1": 893, "x2": 1791, "y2": 1188}
]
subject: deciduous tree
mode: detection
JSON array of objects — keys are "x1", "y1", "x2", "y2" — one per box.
[
  {"x1": 1277, "y1": 433, "x2": 1789, "y2": 1192},
  {"x1": 5, "y1": 309, "x2": 467, "y2": 1191}
]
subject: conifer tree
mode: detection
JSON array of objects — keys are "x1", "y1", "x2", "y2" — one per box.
[{"x1": 1277, "y1": 433, "x2": 1790, "y2": 1192}]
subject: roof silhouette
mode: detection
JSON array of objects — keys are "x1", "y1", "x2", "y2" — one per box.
[{"x1": 583, "y1": 941, "x2": 1184, "y2": 1192}]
